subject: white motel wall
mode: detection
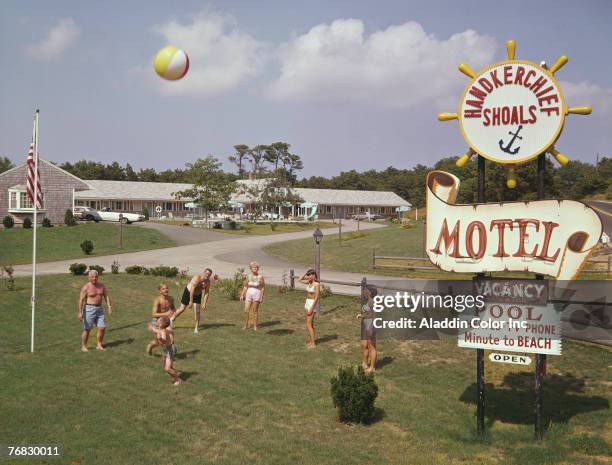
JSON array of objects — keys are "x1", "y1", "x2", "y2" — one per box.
[{"x1": 1, "y1": 160, "x2": 411, "y2": 222}]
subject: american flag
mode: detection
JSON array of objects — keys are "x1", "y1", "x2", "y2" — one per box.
[{"x1": 26, "y1": 142, "x2": 43, "y2": 208}]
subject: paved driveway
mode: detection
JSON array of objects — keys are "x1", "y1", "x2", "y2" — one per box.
[{"x1": 14, "y1": 220, "x2": 390, "y2": 295}]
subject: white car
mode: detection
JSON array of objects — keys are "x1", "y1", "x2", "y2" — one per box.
[{"x1": 98, "y1": 208, "x2": 145, "y2": 224}]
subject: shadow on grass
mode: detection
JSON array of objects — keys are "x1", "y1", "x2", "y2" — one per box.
[
  {"x1": 109, "y1": 321, "x2": 145, "y2": 332},
  {"x1": 321, "y1": 305, "x2": 347, "y2": 316},
  {"x1": 459, "y1": 372, "x2": 609, "y2": 429},
  {"x1": 376, "y1": 356, "x2": 394, "y2": 370},
  {"x1": 104, "y1": 338, "x2": 134, "y2": 348},
  {"x1": 180, "y1": 371, "x2": 197, "y2": 381},
  {"x1": 267, "y1": 328, "x2": 294, "y2": 336},
  {"x1": 176, "y1": 349, "x2": 200, "y2": 359},
  {"x1": 258, "y1": 320, "x2": 281, "y2": 328},
  {"x1": 316, "y1": 334, "x2": 338, "y2": 345}
]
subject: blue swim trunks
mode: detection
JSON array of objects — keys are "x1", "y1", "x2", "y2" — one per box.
[{"x1": 83, "y1": 304, "x2": 105, "y2": 331}]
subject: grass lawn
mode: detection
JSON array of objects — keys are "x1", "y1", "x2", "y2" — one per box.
[
  {"x1": 263, "y1": 223, "x2": 610, "y2": 280},
  {"x1": 0, "y1": 223, "x2": 175, "y2": 266},
  {"x1": 2, "y1": 274, "x2": 611, "y2": 465}
]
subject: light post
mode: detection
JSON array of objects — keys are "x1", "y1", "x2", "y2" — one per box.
[
  {"x1": 313, "y1": 227, "x2": 323, "y2": 313},
  {"x1": 119, "y1": 213, "x2": 124, "y2": 249}
]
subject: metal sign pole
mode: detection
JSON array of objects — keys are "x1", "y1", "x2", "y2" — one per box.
[
  {"x1": 476, "y1": 155, "x2": 486, "y2": 436},
  {"x1": 534, "y1": 153, "x2": 546, "y2": 440}
]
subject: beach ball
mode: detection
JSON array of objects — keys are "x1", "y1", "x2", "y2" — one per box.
[{"x1": 153, "y1": 46, "x2": 189, "y2": 81}]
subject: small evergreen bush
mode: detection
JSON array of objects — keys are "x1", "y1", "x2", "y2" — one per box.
[
  {"x1": 3, "y1": 216, "x2": 14, "y2": 228},
  {"x1": 216, "y1": 267, "x2": 246, "y2": 300},
  {"x1": 149, "y1": 266, "x2": 179, "y2": 277},
  {"x1": 330, "y1": 366, "x2": 378, "y2": 424},
  {"x1": 23, "y1": 217, "x2": 32, "y2": 229},
  {"x1": 143, "y1": 207, "x2": 150, "y2": 220},
  {"x1": 42, "y1": 217, "x2": 52, "y2": 227},
  {"x1": 111, "y1": 261, "x2": 120, "y2": 274},
  {"x1": 80, "y1": 240, "x2": 94, "y2": 255},
  {"x1": 125, "y1": 265, "x2": 146, "y2": 275},
  {"x1": 320, "y1": 284, "x2": 333, "y2": 299},
  {"x1": 64, "y1": 209, "x2": 77, "y2": 226},
  {"x1": 69, "y1": 263, "x2": 87, "y2": 275}
]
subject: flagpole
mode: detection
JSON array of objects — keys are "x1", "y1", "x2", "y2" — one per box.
[{"x1": 30, "y1": 109, "x2": 39, "y2": 353}]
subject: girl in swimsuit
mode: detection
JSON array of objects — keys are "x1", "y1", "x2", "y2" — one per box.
[
  {"x1": 357, "y1": 285, "x2": 377, "y2": 372},
  {"x1": 299, "y1": 268, "x2": 320, "y2": 348},
  {"x1": 240, "y1": 262, "x2": 265, "y2": 331}
]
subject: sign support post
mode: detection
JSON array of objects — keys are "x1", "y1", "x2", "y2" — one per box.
[
  {"x1": 476, "y1": 155, "x2": 486, "y2": 436},
  {"x1": 534, "y1": 153, "x2": 546, "y2": 440}
]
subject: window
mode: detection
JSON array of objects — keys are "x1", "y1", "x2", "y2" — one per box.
[{"x1": 8, "y1": 188, "x2": 45, "y2": 211}]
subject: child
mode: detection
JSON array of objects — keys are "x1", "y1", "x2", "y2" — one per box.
[
  {"x1": 146, "y1": 283, "x2": 176, "y2": 356},
  {"x1": 149, "y1": 316, "x2": 181, "y2": 385}
]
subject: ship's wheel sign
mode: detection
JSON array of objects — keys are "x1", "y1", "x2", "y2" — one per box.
[{"x1": 438, "y1": 40, "x2": 592, "y2": 188}]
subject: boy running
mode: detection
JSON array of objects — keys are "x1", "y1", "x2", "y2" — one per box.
[
  {"x1": 149, "y1": 316, "x2": 181, "y2": 385},
  {"x1": 146, "y1": 283, "x2": 176, "y2": 356}
]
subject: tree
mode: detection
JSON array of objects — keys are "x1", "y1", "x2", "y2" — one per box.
[
  {"x1": 228, "y1": 144, "x2": 250, "y2": 178},
  {"x1": 0, "y1": 156, "x2": 14, "y2": 174},
  {"x1": 249, "y1": 145, "x2": 268, "y2": 174},
  {"x1": 174, "y1": 156, "x2": 236, "y2": 223},
  {"x1": 125, "y1": 163, "x2": 139, "y2": 181}
]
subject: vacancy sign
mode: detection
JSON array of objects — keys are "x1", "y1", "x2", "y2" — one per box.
[
  {"x1": 425, "y1": 171, "x2": 603, "y2": 279},
  {"x1": 458, "y1": 278, "x2": 562, "y2": 356}
]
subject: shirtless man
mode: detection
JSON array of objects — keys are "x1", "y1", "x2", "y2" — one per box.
[
  {"x1": 78, "y1": 270, "x2": 112, "y2": 352},
  {"x1": 172, "y1": 268, "x2": 218, "y2": 333},
  {"x1": 146, "y1": 283, "x2": 176, "y2": 355}
]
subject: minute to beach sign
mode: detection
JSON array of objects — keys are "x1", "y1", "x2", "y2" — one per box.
[{"x1": 438, "y1": 40, "x2": 592, "y2": 187}]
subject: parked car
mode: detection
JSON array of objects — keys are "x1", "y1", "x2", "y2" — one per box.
[
  {"x1": 98, "y1": 207, "x2": 146, "y2": 224},
  {"x1": 352, "y1": 213, "x2": 385, "y2": 221},
  {"x1": 73, "y1": 206, "x2": 102, "y2": 222}
]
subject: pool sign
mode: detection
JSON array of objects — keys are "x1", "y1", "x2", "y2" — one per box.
[
  {"x1": 438, "y1": 39, "x2": 592, "y2": 187},
  {"x1": 459, "y1": 61, "x2": 565, "y2": 164}
]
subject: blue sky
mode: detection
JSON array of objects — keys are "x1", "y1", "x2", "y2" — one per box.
[{"x1": 1, "y1": 0, "x2": 610, "y2": 177}]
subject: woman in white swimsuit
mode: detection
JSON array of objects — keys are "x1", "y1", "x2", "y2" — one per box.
[
  {"x1": 240, "y1": 262, "x2": 265, "y2": 331},
  {"x1": 299, "y1": 268, "x2": 320, "y2": 348}
]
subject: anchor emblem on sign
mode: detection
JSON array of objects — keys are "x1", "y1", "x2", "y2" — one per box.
[{"x1": 499, "y1": 125, "x2": 523, "y2": 155}]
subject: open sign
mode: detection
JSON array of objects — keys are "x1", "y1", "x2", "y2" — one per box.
[{"x1": 489, "y1": 353, "x2": 532, "y2": 365}]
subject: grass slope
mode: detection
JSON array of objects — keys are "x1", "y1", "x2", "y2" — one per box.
[
  {"x1": 2, "y1": 274, "x2": 610, "y2": 465},
  {"x1": 0, "y1": 223, "x2": 175, "y2": 265}
]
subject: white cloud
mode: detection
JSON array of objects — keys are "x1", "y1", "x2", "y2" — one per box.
[
  {"x1": 152, "y1": 11, "x2": 268, "y2": 97},
  {"x1": 27, "y1": 18, "x2": 80, "y2": 60},
  {"x1": 267, "y1": 19, "x2": 496, "y2": 107},
  {"x1": 560, "y1": 80, "x2": 612, "y2": 115}
]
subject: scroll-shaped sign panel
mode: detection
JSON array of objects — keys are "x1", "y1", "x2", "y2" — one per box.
[{"x1": 425, "y1": 171, "x2": 602, "y2": 279}]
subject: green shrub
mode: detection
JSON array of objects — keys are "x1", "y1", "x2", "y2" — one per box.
[
  {"x1": 23, "y1": 217, "x2": 32, "y2": 229},
  {"x1": 88, "y1": 265, "x2": 105, "y2": 275},
  {"x1": 2, "y1": 265, "x2": 15, "y2": 290},
  {"x1": 213, "y1": 221, "x2": 222, "y2": 229},
  {"x1": 216, "y1": 267, "x2": 246, "y2": 300},
  {"x1": 149, "y1": 266, "x2": 179, "y2": 277},
  {"x1": 111, "y1": 261, "x2": 120, "y2": 274},
  {"x1": 320, "y1": 284, "x2": 333, "y2": 299},
  {"x1": 64, "y1": 209, "x2": 77, "y2": 226},
  {"x1": 330, "y1": 366, "x2": 378, "y2": 424},
  {"x1": 42, "y1": 217, "x2": 52, "y2": 227},
  {"x1": 143, "y1": 206, "x2": 150, "y2": 220},
  {"x1": 69, "y1": 263, "x2": 87, "y2": 276},
  {"x1": 80, "y1": 240, "x2": 94, "y2": 255},
  {"x1": 125, "y1": 265, "x2": 146, "y2": 275},
  {"x1": 3, "y1": 216, "x2": 14, "y2": 228}
]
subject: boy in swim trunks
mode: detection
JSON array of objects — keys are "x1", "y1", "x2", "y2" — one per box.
[
  {"x1": 149, "y1": 316, "x2": 181, "y2": 385},
  {"x1": 146, "y1": 283, "x2": 176, "y2": 356},
  {"x1": 172, "y1": 268, "x2": 218, "y2": 333}
]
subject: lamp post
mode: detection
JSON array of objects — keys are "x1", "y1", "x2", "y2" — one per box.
[
  {"x1": 313, "y1": 227, "x2": 323, "y2": 313},
  {"x1": 119, "y1": 213, "x2": 124, "y2": 249}
]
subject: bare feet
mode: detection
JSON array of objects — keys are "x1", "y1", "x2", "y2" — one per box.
[
  {"x1": 243, "y1": 325, "x2": 248, "y2": 330},
  {"x1": 253, "y1": 326, "x2": 258, "y2": 331},
  {"x1": 173, "y1": 379, "x2": 182, "y2": 386},
  {"x1": 81, "y1": 346, "x2": 89, "y2": 352},
  {"x1": 194, "y1": 327, "x2": 199, "y2": 334},
  {"x1": 96, "y1": 344, "x2": 105, "y2": 351},
  {"x1": 307, "y1": 343, "x2": 316, "y2": 349},
  {"x1": 146, "y1": 342, "x2": 155, "y2": 356}
]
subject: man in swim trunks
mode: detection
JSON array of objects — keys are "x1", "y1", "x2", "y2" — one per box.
[
  {"x1": 78, "y1": 270, "x2": 112, "y2": 352},
  {"x1": 146, "y1": 282, "x2": 176, "y2": 355},
  {"x1": 172, "y1": 268, "x2": 218, "y2": 333}
]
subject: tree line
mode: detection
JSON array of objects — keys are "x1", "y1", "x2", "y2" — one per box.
[{"x1": 1, "y1": 151, "x2": 610, "y2": 208}]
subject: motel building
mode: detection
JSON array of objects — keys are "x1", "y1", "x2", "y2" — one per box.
[{"x1": 0, "y1": 159, "x2": 411, "y2": 223}]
